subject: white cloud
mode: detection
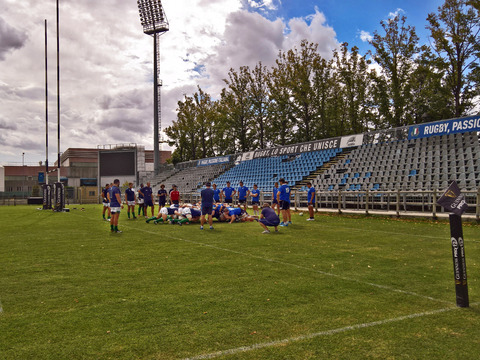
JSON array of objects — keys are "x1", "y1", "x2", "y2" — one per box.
[
  {"x1": 388, "y1": 8, "x2": 405, "y2": 18},
  {"x1": 0, "y1": 0, "x2": 338, "y2": 165},
  {"x1": 247, "y1": 0, "x2": 280, "y2": 11},
  {"x1": 359, "y1": 30, "x2": 373, "y2": 43}
]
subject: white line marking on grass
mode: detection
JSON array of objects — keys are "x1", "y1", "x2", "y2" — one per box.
[
  {"x1": 131, "y1": 226, "x2": 452, "y2": 305},
  {"x1": 183, "y1": 303, "x2": 479, "y2": 360},
  {"x1": 0, "y1": 299, "x2": 3, "y2": 314}
]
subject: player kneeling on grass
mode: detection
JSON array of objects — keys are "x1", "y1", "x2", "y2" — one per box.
[
  {"x1": 109, "y1": 179, "x2": 124, "y2": 233},
  {"x1": 258, "y1": 203, "x2": 280, "y2": 234}
]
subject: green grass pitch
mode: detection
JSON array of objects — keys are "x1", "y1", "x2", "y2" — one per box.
[{"x1": 1, "y1": 205, "x2": 479, "y2": 359}]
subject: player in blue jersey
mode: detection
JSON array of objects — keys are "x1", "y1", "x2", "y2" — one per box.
[
  {"x1": 237, "y1": 181, "x2": 250, "y2": 211},
  {"x1": 101, "y1": 183, "x2": 111, "y2": 220},
  {"x1": 222, "y1": 206, "x2": 256, "y2": 224},
  {"x1": 222, "y1": 181, "x2": 236, "y2": 204},
  {"x1": 200, "y1": 182, "x2": 215, "y2": 230},
  {"x1": 277, "y1": 178, "x2": 292, "y2": 226},
  {"x1": 125, "y1": 182, "x2": 137, "y2": 219},
  {"x1": 109, "y1": 179, "x2": 123, "y2": 233},
  {"x1": 223, "y1": 206, "x2": 243, "y2": 223},
  {"x1": 306, "y1": 182, "x2": 316, "y2": 221},
  {"x1": 212, "y1": 183, "x2": 221, "y2": 203},
  {"x1": 157, "y1": 184, "x2": 167, "y2": 209},
  {"x1": 137, "y1": 183, "x2": 145, "y2": 217},
  {"x1": 272, "y1": 182, "x2": 280, "y2": 216},
  {"x1": 212, "y1": 203, "x2": 226, "y2": 221},
  {"x1": 250, "y1": 184, "x2": 260, "y2": 216},
  {"x1": 139, "y1": 182, "x2": 154, "y2": 217}
]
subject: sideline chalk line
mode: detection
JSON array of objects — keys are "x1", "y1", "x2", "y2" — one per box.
[
  {"x1": 182, "y1": 302, "x2": 479, "y2": 360},
  {"x1": 74, "y1": 213, "x2": 475, "y2": 359}
]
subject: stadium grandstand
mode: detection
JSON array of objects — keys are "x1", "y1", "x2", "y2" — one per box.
[{"x1": 149, "y1": 116, "x2": 480, "y2": 218}]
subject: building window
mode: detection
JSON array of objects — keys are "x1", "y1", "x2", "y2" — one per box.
[{"x1": 89, "y1": 191, "x2": 95, "y2": 196}]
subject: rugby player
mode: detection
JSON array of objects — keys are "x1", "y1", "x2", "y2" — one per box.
[
  {"x1": 137, "y1": 183, "x2": 145, "y2": 217},
  {"x1": 125, "y1": 182, "x2": 136, "y2": 219},
  {"x1": 101, "y1": 183, "x2": 111, "y2": 220},
  {"x1": 272, "y1": 182, "x2": 280, "y2": 216},
  {"x1": 109, "y1": 179, "x2": 123, "y2": 233},
  {"x1": 277, "y1": 178, "x2": 292, "y2": 226},
  {"x1": 139, "y1": 182, "x2": 155, "y2": 217},
  {"x1": 157, "y1": 184, "x2": 167, "y2": 209},
  {"x1": 306, "y1": 182, "x2": 316, "y2": 221},
  {"x1": 221, "y1": 181, "x2": 236, "y2": 204},
  {"x1": 237, "y1": 181, "x2": 250, "y2": 211},
  {"x1": 250, "y1": 184, "x2": 260, "y2": 216}
]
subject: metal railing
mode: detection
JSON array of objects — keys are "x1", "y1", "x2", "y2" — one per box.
[{"x1": 177, "y1": 188, "x2": 480, "y2": 221}]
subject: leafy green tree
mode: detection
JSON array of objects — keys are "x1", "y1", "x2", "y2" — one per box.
[
  {"x1": 193, "y1": 86, "x2": 215, "y2": 159},
  {"x1": 427, "y1": 0, "x2": 480, "y2": 117},
  {"x1": 409, "y1": 46, "x2": 455, "y2": 123},
  {"x1": 221, "y1": 66, "x2": 254, "y2": 153},
  {"x1": 248, "y1": 62, "x2": 271, "y2": 149},
  {"x1": 369, "y1": 14, "x2": 420, "y2": 128},
  {"x1": 333, "y1": 43, "x2": 375, "y2": 134},
  {"x1": 164, "y1": 95, "x2": 198, "y2": 162},
  {"x1": 267, "y1": 54, "x2": 295, "y2": 146},
  {"x1": 279, "y1": 40, "x2": 322, "y2": 142}
]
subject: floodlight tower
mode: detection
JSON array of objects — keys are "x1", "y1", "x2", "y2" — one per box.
[{"x1": 137, "y1": 0, "x2": 169, "y2": 174}]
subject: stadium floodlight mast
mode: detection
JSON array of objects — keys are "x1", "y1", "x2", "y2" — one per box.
[{"x1": 137, "y1": 0, "x2": 169, "y2": 174}]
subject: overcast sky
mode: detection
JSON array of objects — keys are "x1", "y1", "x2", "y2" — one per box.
[{"x1": 0, "y1": 0, "x2": 444, "y2": 165}]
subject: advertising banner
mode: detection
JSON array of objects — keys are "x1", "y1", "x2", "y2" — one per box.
[
  {"x1": 54, "y1": 182, "x2": 65, "y2": 212},
  {"x1": 449, "y1": 214, "x2": 469, "y2": 307},
  {"x1": 252, "y1": 137, "x2": 342, "y2": 159},
  {"x1": 340, "y1": 134, "x2": 364, "y2": 148},
  {"x1": 408, "y1": 115, "x2": 480, "y2": 140},
  {"x1": 197, "y1": 156, "x2": 230, "y2": 167},
  {"x1": 42, "y1": 184, "x2": 52, "y2": 210}
]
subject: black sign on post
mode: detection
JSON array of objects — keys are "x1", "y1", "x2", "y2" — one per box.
[
  {"x1": 42, "y1": 184, "x2": 52, "y2": 210},
  {"x1": 437, "y1": 180, "x2": 469, "y2": 307},
  {"x1": 449, "y1": 214, "x2": 469, "y2": 307},
  {"x1": 54, "y1": 182, "x2": 64, "y2": 212}
]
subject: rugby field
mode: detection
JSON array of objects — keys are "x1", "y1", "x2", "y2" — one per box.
[{"x1": 1, "y1": 205, "x2": 479, "y2": 359}]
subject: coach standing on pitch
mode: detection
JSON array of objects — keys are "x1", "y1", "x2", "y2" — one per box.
[{"x1": 200, "y1": 182, "x2": 215, "y2": 230}]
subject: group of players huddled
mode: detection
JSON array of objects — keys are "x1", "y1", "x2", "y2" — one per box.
[{"x1": 101, "y1": 178, "x2": 316, "y2": 234}]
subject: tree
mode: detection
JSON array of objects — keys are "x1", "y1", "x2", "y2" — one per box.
[
  {"x1": 164, "y1": 95, "x2": 198, "y2": 163},
  {"x1": 248, "y1": 62, "x2": 271, "y2": 149},
  {"x1": 279, "y1": 40, "x2": 322, "y2": 143},
  {"x1": 369, "y1": 14, "x2": 420, "y2": 128},
  {"x1": 267, "y1": 54, "x2": 295, "y2": 146},
  {"x1": 409, "y1": 46, "x2": 455, "y2": 123},
  {"x1": 427, "y1": 0, "x2": 480, "y2": 117},
  {"x1": 193, "y1": 86, "x2": 215, "y2": 159},
  {"x1": 221, "y1": 66, "x2": 254, "y2": 153},
  {"x1": 333, "y1": 43, "x2": 375, "y2": 134}
]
